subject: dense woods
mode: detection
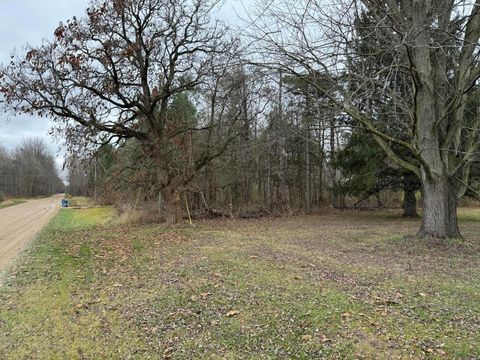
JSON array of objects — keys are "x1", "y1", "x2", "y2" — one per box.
[
  {"x1": 2, "y1": 0, "x2": 480, "y2": 238},
  {"x1": 0, "y1": 139, "x2": 63, "y2": 199}
]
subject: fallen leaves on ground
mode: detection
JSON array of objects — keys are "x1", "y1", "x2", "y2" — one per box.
[{"x1": 225, "y1": 310, "x2": 240, "y2": 317}]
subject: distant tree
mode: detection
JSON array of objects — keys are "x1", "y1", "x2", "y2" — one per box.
[
  {"x1": 0, "y1": 145, "x2": 10, "y2": 199},
  {"x1": 334, "y1": 131, "x2": 420, "y2": 216},
  {"x1": 0, "y1": 139, "x2": 63, "y2": 198}
]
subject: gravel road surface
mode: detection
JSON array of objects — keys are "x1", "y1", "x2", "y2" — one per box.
[{"x1": 0, "y1": 195, "x2": 61, "y2": 271}]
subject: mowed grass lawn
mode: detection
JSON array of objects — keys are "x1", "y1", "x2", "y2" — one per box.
[{"x1": 1, "y1": 207, "x2": 480, "y2": 359}]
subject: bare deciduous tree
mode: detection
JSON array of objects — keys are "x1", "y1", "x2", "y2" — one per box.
[
  {"x1": 0, "y1": 0, "x2": 240, "y2": 222},
  {"x1": 0, "y1": 139, "x2": 63, "y2": 198}
]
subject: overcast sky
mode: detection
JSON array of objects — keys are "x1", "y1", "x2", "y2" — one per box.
[
  {"x1": 0, "y1": 0, "x2": 90, "y2": 172},
  {"x1": 0, "y1": 0, "x2": 250, "y2": 167}
]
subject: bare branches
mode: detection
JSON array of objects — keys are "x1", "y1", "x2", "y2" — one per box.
[
  {"x1": 0, "y1": 139, "x2": 63, "y2": 198},
  {"x1": 0, "y1": 0, "x2": 232, "y2": 148}
]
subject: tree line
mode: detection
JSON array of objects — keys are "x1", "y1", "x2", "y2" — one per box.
[
  {"x1": 1, "y1": 0, "x2": 480, "y2": 238},
  {"x1": 0, "y1": 138, "x2": 64, "y2": 199}
]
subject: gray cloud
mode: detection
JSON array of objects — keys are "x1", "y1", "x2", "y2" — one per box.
[
  {"x1": 0, "y1": 0, "x2": 90, "y2": 60},
  {"x1": 0, "y1": 0, "x2": 90, "y2": 169}
]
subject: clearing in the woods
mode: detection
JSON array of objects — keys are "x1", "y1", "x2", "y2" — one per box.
[{"x1": 0, "y1": 207, "x2": 479, "y2": 359}]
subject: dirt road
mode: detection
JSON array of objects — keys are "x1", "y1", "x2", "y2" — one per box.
[{"x1": 0, "y1": 195, "x2": 61, "y2": 271}]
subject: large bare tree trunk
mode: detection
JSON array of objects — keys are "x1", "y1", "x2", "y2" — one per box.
[
  {"x1": 163, "y1": 188, "x2": 182, "y2": 225},
  {"x1": 418, "y1": 173, "x2": 460, "y2": 239},
  {"x1": 412, "y1": 21, "x2": 461, "y2": 238},
  {"x1": 403, "y1": 172, "x2": 418, "y2": 218}
]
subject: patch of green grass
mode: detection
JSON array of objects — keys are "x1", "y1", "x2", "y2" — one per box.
[
  {"x1": 0, "y1": 207, "x2": 140, "y2": 359},
  {"x1": 50, "y1": 207, "x2": 117, "y2": 231},
  {"x1": 0, "y1": 199, "x2": 26, "y2": 209},
  {"x1": 65, "y1": 196, "x2": 94, "y2": 207},
  {"x1": 458, "y1": 207, "x2": 480, "y2": 222},
  {"x1": 1, "y1": 209, "x2": 480, "y2": 358}
]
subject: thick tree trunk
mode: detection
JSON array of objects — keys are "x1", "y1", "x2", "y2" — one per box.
[
  {"x1": 406, "y1": 12, "x2": 462, "y2": 239},
  {"x1": 163, "y1": 189, "x2": 182, "y2": 224},
  {"x1": 403, "y1": 172, "x2": 418, "y2": 217},
  {"x1": 403, "y1": 188, "x2": 417, "y2": 217},
  {"x1": 418, "y1": 175, "x2": 460, "y2": 239}
]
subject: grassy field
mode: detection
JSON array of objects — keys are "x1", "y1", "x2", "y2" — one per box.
[
  {"x1": 0, "y1": 199, "x2": 26, "y2": 209},
  {"x1": 1, "y1": 207, "x2": 480, "y2": 359},
  {"x1": 65, "y1": 196, "x2": 95, "y2": 207}
]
